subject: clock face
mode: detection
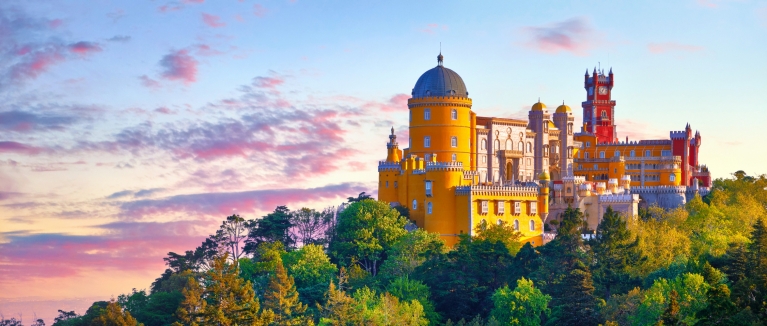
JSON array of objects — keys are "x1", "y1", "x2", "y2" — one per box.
[{"x1": 598, "y1": 86, "x2": 608, "y2": 95}]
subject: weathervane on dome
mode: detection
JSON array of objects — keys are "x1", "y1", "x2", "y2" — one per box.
[{"x1": 438, "y1": 42, "x2": 443, "y2": 66}]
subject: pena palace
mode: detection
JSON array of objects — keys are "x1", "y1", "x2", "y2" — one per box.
[{"x1": 376, "y1": 53, "x2": 711, "y2": 246}]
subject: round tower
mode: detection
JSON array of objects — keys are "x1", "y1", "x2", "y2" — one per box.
[
  {"x1": 538, "y1": 171, "x2": 550, "y2": 222},
  {"x1": 408, "y1": 53, "x2": 473, "y2": 169}
]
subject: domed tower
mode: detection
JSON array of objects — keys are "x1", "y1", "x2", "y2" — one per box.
[{"x1": 408, "y1": 53, "x2": 473, "y2": 168}]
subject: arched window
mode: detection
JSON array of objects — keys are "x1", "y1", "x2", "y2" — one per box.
[
  {"x1": 481, "y1": 139, "x2": 487, "y2": 150},
  {"x1": 451, "y1": 136, "x2": 458, "y2": 147},
  {"x1": 494, "y1": 140, "x2": 500, "y2": 151},
  {"x1": 506, "y1": 139, "x2": 512, "y2": 150},
  {"x1": 513, "y1": 219, "x2": 520, "y2": 231},
  {"x1": 424, "y1": 136, "x2": 431, "y2": 148},
  {"x1": 518, "y1": 142, "x2": 523, "y2": 152},
  {"x1": 599, "y1": 151, "x2": 605, "y2": 158},
  {"x1": 615, "y1": 150, "x2": 620, "y2": 157},
  {"x1": 630, "y1": 150, "x2": 635, "y2": 157},
  {"x1": 452, "y1": 153, "x2": 457, "y2": 161},
  {"x1": 451, "y1": 109, "x2": 457, "y2": 120},
  {"x1": 529, "y1": 220, "x2": 535, "y2": 231},
  {"x1": 424, "y1": 108, "x2": 431, "y2": 120},
  {"x1": 482, "y1": 156, "x2": 487, "y2": 163},
  {"x1": 427, "y1": 202, "x2": 433, "y2": 214},
  {"x1": 527, "y1": 142, "x2": 532, "y2": 152},
  {"x1": 412, "y1": 199, "x2": 417, "y2": 210},
  {"x1": 601, "y1": 110, "x2": 607, "y2": 119}
]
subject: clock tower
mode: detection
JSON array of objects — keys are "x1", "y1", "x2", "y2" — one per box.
[{"x1": 582, "y1": 67, "x2": 617, "y2": 143}]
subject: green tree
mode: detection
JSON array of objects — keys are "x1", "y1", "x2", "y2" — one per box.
[
  {"x1": 282, "y1": 243, "x2": 338, "y2": 307},
  {"x1": 262, "y1": 256, "x2": 313, "y2": 325},
  {"x1": 695, "y1": 284, "x2": 739, "y2": 325},
  {"x1": 328, "y1": 199, "x2": 409, "y2": 276},
  {"x1": 378, "y1": 229, "x2": 444, "y2": 283},
  {"x1": 246, "y1": 206, "x2": 295, "y2": 253},
  {"x1": 633, "y1": 273, "x2": 709, "y2": 326},
  {"x1": 174, "y1": 254, "x2": 272, "y2": 326},
  {"x1": 490, "y1": 277, "x2": 551, "y2": 326},
  {"x1": 474, "y1": 220, "x2": 523, "y2": 256},
  {"x1": 590, "y1": 206, "x2": 645, "y2": 299},
  {"x1": 386, "y1": 276, "x2": 441, "y2": 325},
  {"x1": 414, "y1": 235, "x2": 514, "y2": 322},
  {"x1": 546, "y1": 261, "x2": 602, "y2": 326}
]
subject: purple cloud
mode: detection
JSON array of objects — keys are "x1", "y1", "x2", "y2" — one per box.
[
  {"x1": 522, "y1": 17, "x2": 600, "y2": 56},
  {"x1": 159, "y1": 49, "x2": 198, "y2": 84}
]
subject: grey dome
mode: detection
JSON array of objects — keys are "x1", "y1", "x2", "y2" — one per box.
[{"x1": 411, "y1": 60, "x2": 468, "y2": 98}]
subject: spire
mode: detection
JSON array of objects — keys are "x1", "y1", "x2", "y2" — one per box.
[
  {"x1": 593, "y1": 67, "x2": 597, "y2": 74},
  {"x1": 585, "y1": 69, "x2": 589, "y2": 76},
  {"x1": 437, "y1": 45, "x2": 443, "y2": 66},
  {"x1": 391, "y1": 126, "x2": 394, "y2": 135},
  {"x1": 609, "y1": 67, "x2": 613, "y2": 75}
]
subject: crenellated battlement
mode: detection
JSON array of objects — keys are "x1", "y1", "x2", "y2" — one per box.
[
  {"x1": 426, "y1": 161, "x2": 464, "y2": 172},
  {"x1": 670, "y1": 130, "x2": 687, "y2": 139},
  {"x1": 455, "y1": 184, "x2": 539, "y2": 196},
  {"x1": 562, "y1": 176, "x2": 586, "y2": 184},
  {"x1": 598, "y1": 194, "x2": 640, "y2": 203},
  {"x1": 378, "y1": 161, "x2": 402, "y2": 172},
  {"x1": 412, "y1": 169, "x2": 426, "y2": 175},
  {"x1": 631, "y1": 185, "x2": 687, "y2": 194}
]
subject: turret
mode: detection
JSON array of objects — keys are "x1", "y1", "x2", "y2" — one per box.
[
  {"x1": 621, "y1": 175, "x2": 631, "y2": 194},
  {"x1": 385, "y1": 127, "x2": 401, "y2": 163}
]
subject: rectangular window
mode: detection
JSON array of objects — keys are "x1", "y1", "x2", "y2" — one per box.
[
  {"x1": 662, "y1": 150, "x2": 671, "y2": 156},
  {"x1": 394, "y1": 181, "x2": 398, "y2": 188},
  {"x1": 424, "y1": 109, "x2": 431, "y2": 120},
  {"x1": 386, "y1": 181, "x2": 389, "y2": 188},
  {"x1": 594, "y1": 164, "x2": 598, "y2": 170},
  {"x1": 585, "y1": 152, "x2": 590, "y2": 159},
  {"x1": 585, "y1": 141, "x2": 591, "y2": 148},
  {"x1": 530, "y1": 201, "x2": 537, "y2": 215},
  {"x1": 599, "y1": 151, "x2": 605, "y2": 158},
  {"x1": 497, "y1": 201, "x2": 505, "y2": 215},
  {"x1": 645, "y1": 150, "x2": 651, "y2": 157},
  {"x1": 425, "y1": 181, "x2": 432, "y2": 196},
  {"x1": 481, "y1": 201, "x2": 488, "y2": 214},
  {"x1": 630, "y1": 150, "x2": 635, "y2": 157},
  {"x1": 514, "y1": 201, "x2": 521, "y2": 214}
]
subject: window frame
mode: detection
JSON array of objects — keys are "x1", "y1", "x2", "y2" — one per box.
[
  {"x1": 451, "y1": 109, "x2": 457, "y2": 120},
  {"x1": 424, "y1": 108, "x2": 431, "y2": 120},
  {"x1": 412, "y1": 199, "x2": 417, "y2": 210},
  {"x1": 425, "y1": 181, "x2": 432, "y2": 196},
  {"x1": 424, "y1": 136, "x2": 431, "y2": 148},
  {"x1": 427, "y1": 202, "x2": 433, "y2": 214},
  {"x1": 451, "y1": 136, "x2": 458, "y2": 147}
]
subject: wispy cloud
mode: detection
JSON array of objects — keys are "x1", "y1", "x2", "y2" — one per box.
[
  {"x1": 521, "y1": 17, "x2": 601, "y2": 56},
  {"x1": 253, "y1": 4, "x2": 268, "y2": 18},
  {"x1": 419, "y1": 23, "x2": 448, "y2": 35},
  {"x1": 119, "y1": 183, "x2": 366, "y2": 219},
  {"x1": 647, "y1": 42, "x2": 704, "y2": 54},
  {"x1": 202, "y1": 13, "x2": 226, "y2": 28}
]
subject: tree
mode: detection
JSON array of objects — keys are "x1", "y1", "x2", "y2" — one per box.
[
  {"x1": 695, "y1": 284, "x2": 739, "y2": 325},
  {"x1": 92, "y1": 301, "x2": 143, "y2": 326},
  {"x1": 490, "y1": 278, "x2": 551, "y2": 326},
  {"x1": 0, "y1": 316, "x2": 23, "y2": 326},
  {"x1": 546, "y1": 261, "x2": 601, "y2": 326},
  {"x1": 633, "y1": 273, "x2": 709, "y2": 326},
  {"x1": 328, "y1": 199, "x2": 408, "y2": 276},
  {"x1": 590, "y1": 206, "x2": 645, "y2": 299},
  {"x1": 473, "y1": 220, "x2": 523, "y2": 256},
  {"x1": 174, "y1": 254, "x2": 272, "y2": 326},
  {"x1": 290, "y1": 207, "x2": 334, "y2": 247},
  {"x1": 657, "y1": 290, "x2": 680, "y2": 326},
  {"x1": 246, "y1": 206, "x2": 295, "y2": 253},
  {"x1": 414, "y1": 235, "x2": 514, "y2": 322},
  {"x1": 262, "y1": 256, "x2": 312, "y2": 325},
  {"x1": 378, "y1": 229, "x2": 444, "y2": 282},
  {"x1": 386, "y1": 276, "x2": 441, "y2": 325},
  {"x1": 282, "y1": 243, "x2": 338, "y2": 306},
  {"x1": 216, "y1": 214, "x2": 249, "y2": 267}
]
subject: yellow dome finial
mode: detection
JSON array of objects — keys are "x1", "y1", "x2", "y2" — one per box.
[
  {"x1": 555, "y1": 101, "x2": 571, "y2": 113},
  {"x1": 531, "y1": 98, "x2": 546, "y2": 111},
  {"x1": 538, "y1": 170, "x2": 550, "y2": 181}
]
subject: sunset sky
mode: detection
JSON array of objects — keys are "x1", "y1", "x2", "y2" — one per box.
[{"x1": 1, "y1": 0, "x2": 766, "y2": 322}]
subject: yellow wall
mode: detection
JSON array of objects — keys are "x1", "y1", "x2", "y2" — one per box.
[{"x1": 408, "y1": 96, "x2": 473, "y2": 165}]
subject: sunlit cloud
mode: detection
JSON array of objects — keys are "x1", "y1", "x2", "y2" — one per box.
[
  {"x1": 202, "y1": 13, "x2": 226, "y2": 28},
  {"x1": 159, "y1": 49, "x2": 198, "y2": 84},
  {"x1": 521, "y1": 17, "x2": 602, "y2": 56}
]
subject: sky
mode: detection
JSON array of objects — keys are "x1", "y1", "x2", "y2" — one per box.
[{"x1": 1, "y1": 0, "x2": 766, "y2": 322}]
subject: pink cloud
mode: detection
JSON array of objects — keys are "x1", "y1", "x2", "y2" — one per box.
[
  {"x1": 120, "y1": 183, "x2": 366, "y2": 219},
  {"x1": 159, "y1": 49, "x2": 198, "y2": 84},
  {"x1": 139, "y1": 75, "x2": 161, "y2": 89},
  {"x1": 420, "y1": 23, "x2": 448, "y2": 34},
  {"x1": 68, "y1": 41, "x2": 103, "y2": 56},
  {"x1": 202, "y1": 13, "x2": 226, "y2": 28},
  {"x1": 0, "y1": 141, "x2": 44, "y2": 155},
  {"x1": 154, "y1": 107, "x2": 173, "y2": 114},
  {"x1": 647, "y1": 42, "x2": 704, "y2": 54},
  {"x1": 616, "y1": 118, "x2": 667, "y2": 141},
  {"x1": 522, "y1": 17, "x2": 599, "y2": 56},
  {"x1": 254, "y1": 4, "x2": 268, "y2": 17},
  {"x1": 252, "y1": 75, "x2": 285, "y2": 89}
]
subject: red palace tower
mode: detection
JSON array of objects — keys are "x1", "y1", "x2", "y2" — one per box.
[{"x1": 582, "y1": 67, "x2": 617, "y2": 144}]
